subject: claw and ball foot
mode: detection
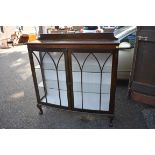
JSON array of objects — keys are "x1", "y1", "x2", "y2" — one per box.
[{"x1": 37, "y1": 104, "x2": 43, "y2": 115}]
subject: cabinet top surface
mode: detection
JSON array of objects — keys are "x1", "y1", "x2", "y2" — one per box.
[
  {"x1": 27, "y1": 33, "x2": 119, "y2": 46},
  {"x1": 28, "y1": 39, "x2": 119, "y2": 45}
]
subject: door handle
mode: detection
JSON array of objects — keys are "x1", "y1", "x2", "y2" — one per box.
[{"x1": 138, "y1": 36, "x2": 148, "y2": 41}]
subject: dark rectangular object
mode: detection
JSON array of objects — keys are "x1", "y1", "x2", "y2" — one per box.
[
  {"x1": 18, "y1": 34, "x2": 29, "y2": 43},
  {"x1": 129, "y1": 26, "x2": 155, "y2": 106}
]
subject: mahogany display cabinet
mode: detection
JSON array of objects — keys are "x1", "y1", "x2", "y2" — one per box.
[{"x1": 27, "y1": 33, "x2": 119, "y2": 126}]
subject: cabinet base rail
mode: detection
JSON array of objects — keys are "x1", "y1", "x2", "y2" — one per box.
[{"x1": 37, "y1": 102, "x2": 114, "y2": 127}]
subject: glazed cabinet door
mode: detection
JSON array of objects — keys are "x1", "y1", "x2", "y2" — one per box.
[
  {"x1": 70, "y1": 49, "x2": 117, "y2": 113},
  {"x1": 30, "y1": 49, "x2": 69, "y2": 108}
]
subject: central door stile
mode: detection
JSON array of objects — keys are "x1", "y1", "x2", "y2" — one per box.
[{"x1": 64, "y1": 48, "x2": 74, "y2": 110}]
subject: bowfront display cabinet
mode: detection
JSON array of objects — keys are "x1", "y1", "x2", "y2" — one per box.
[{"x1": 27, "y1": 33, "x2": 119, "y2": 126}]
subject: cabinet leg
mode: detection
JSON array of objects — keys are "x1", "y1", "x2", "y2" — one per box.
[
  {"x1": 37, "y1": 104, "x2": 43, "y2": 115},
  {"x1": 109, "y1": 116, "x2": 114, "y2": 127}
]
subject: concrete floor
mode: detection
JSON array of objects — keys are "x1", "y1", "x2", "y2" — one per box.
[{"x1": 0, "y1": 45, "x2": 154, "y2": 129}]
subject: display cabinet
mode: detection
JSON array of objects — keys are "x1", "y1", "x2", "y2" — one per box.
[{"x1": 27, "y1": 33, "x2": 119, "y2": 126}]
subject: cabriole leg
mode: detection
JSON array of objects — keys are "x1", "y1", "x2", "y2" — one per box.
[{"x1": 37, "y1": 104, "x2": 43, "y2": 115}]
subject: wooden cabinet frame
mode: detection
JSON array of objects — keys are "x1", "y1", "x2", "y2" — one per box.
[{"x1": 27, "y1": 33, "x2": 119, "y2": 126}]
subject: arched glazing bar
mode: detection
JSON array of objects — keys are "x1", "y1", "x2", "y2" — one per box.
[
  {"x1": 72, "y1": 50, "x2": 112, "y2": 110},
  {"x1": 32, "y1": 51, "x2": 47, "y2": 103},
  {"x1": 32, "y1": 49, "x2": 65, "y2": 106},
  {"x1": 98, "y1": 53, "x2": 112, "y2": 110},
  {"x1": 46, "y1": 50, "x2": 64, "y2": 106},
  {"x1": 40, "y1": 52, "x2": 48, "y2": 103}
]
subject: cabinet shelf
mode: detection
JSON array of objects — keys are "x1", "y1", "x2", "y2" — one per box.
[
  {"x1": 38, "y1": 70, "x2": 111, "y2": 85},
  {"x1": 41, "y1": 90, "x2": 68, "y2": 107},
  {"x1": 38, "y1": 80, "x2": 111, "y2": 94},
  {"x1": 35, "y1": 65, "x2": 111, "y2": 73}
]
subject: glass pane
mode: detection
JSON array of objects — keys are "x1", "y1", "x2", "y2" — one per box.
[{"x1": 72, "y1": 52, "x2": 112, "y2": 111}]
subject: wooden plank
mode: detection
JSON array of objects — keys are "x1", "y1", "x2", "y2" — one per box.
[
  {"x1": 132, "y1": 81, "x2": 155, "y2": 96},
  {"x1": 131, "y1": 91, "x2": 155, "y2": 106},
  {"x1": 39, "y1": 33, "x2": 117, "y2": 40}
]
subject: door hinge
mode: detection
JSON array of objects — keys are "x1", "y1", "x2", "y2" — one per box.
[{"x1": 138, "y1": 36, "x2": 148, "y2": 41}]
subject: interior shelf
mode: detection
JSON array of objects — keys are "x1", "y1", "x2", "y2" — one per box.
[
  {"x1": 35, "y1": 65, "x2": 112, "y2": 73},
  {"x1": 37, "y1": 70, "x2": 112, "y2": 92},
  {"x1": 73, "y1": 92, "x2": 110, "y2": 111},
  {"x1": 38, "y1": 80, "x2": 111, "y2": 93},
  {"x1": 38, "y1": 81, "x2": 67, "y2": 90},
  {"x1": 41, "y1": 89, "x2": 68, "y2": 107},
  {"x1": 73, "y1": 72, "x2": 112, "y2": 84},
  {"x1": 44, "y1": 70, "x2": 67, "y2": 81},
  {"x1": 42, "y1": 70, "x2": 112, "y2": 83}
]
